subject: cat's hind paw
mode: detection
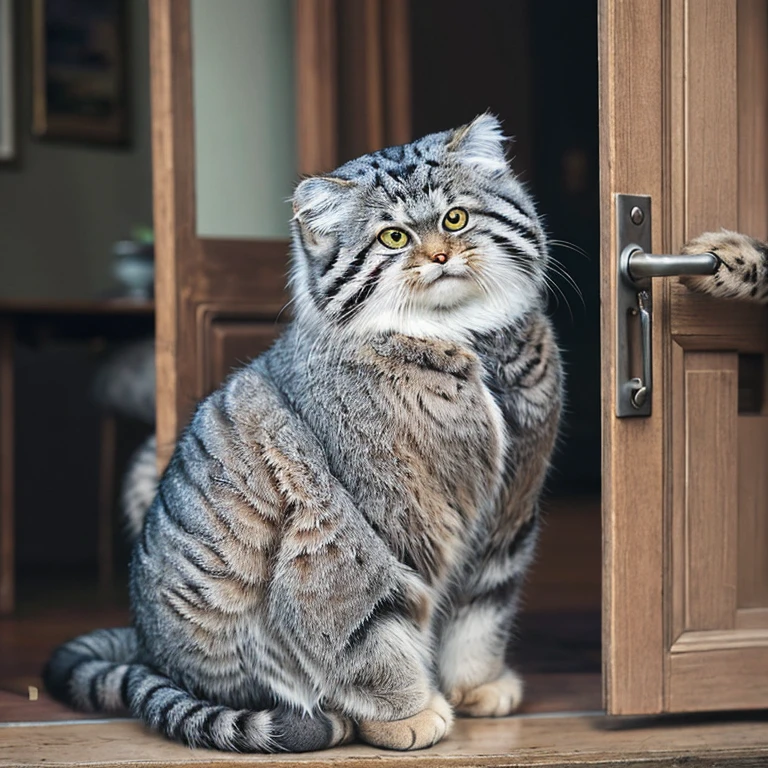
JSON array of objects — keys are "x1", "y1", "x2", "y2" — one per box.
[
  {"x1": 357, "y1": 693, "x2": 454, "y2": 751},
  {"x1": 447, "y1": 668, "x2": 523, "y2": 718},
  {"x1": 679, "y1": 230, "x2": 768, "y2": 303}
]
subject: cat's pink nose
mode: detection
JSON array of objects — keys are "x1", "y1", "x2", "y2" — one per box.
[{"x1": 431, "y1": 252, "x2": 448, "y2": 265}]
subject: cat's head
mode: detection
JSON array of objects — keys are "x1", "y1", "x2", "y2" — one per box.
[{"x1": 290, "y1": 114, "x2": 548, "y2": 341}]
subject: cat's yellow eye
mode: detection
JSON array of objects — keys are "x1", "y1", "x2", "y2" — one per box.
[
  {"x1": 443, "y1": 207, "x2": 469, "y2": 232},
  {"x1": 378, "y1": 227, "x2": 410, "y2": 249}
]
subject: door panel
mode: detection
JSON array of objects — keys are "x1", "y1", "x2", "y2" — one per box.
[
  {"x1": 738, "y1": 414, "x2": 768, "y2": 613},
  {"x1": 204, "y1": 317, "x2": 282, "y2": 396},
  {"x1": 602, "y1": 0, "x2": 768, "y2": 714},
  {"x1": 671, "y1": 350, "x2": 738, "y2": 637}
]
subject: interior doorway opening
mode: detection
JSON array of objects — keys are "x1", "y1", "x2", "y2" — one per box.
[
  {"x1": 0, "y1": 0, "x2": 602, "y2": 724},
  {"x1": 409, "y1": 0, "x2": 601, "y2": 713}
]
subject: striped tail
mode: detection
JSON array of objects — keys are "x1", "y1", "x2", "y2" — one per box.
[
  {"x1": 43, "y1": 627, "x2": 138, "y2": 713},
  {"x1": 44, "y1": 628, "x2": 353, "y2": 752},
  {"x1": 122, "y1": 434, "x2": 158, "y2": 539}
]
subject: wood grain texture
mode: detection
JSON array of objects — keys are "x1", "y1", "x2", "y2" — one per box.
[
  {"x1": 336, "y1": 0, "x2": 411, "y2": 163},
  {"x1": 0, "y1": 319, "x2": 14, "y2": 615},
  {"x1": 4, "y1": 713, "x2": 768, "y2": 768},
  {"x1": 737, "y1": 416, "x2": 768, "y2": 610},
  {"x1": 683, "y1": 355, "x2": 738, "y2": 632},
  {"x1": 204, "y1": 320, "x2": 282, "y2": 397},
  {"x1": 150, "y1": 0, "x2": 192, "y2": 470},
  {"x1": 662, "y1": 0, "x2": 768, "y2": 714},
  {"x1": 736, "y1": 608, "x2": 768, "y2": 629},
  {"x1": 602, "y1": 0, "x2": 768, "y2": 715},
  {"x1": 599, "y1": 0, "x2": 665, "y2": 715},
  {"x1": 670, "y1": 283, "x2": 768, "y2": 341},
  {"x1": 295, "y1": 0, "x2": 411, "y2": 172},
  {"x1": 295, "y1": 0, "x2": 338, "y2": 175},
  {"x1": 671, "y1": 628, "x2": 768, "y2": 652},
  {"x1": 738, "y1": 0, "x2": 768, "y2": 239},
  {"x1": 381, "y1": 0, "x2": 411, "y2": 147},
  {"x1": 685, "y1": 0, "x2": 738, "y2": 236},
  {"x1": 667, "y1": 646, "x2": 768, "y2": 711}
]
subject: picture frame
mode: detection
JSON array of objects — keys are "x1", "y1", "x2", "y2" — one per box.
[
  {"x1": 31, "y1": 0, "x2": 128, "y2": 145},
  {"x1": 0, "y1": 0, "x2": 15, "y2": 162}
]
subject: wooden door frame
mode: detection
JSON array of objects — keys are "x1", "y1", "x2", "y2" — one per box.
[
  {"x1": 295, "y1": 0, "x2": 411, "y2": 176},
  {"x1": 599, "y1": 0, "x2": 666, "y2": 715},
  {"x1": 150, "y1": 0, "x2": 288, "y2": 469}
]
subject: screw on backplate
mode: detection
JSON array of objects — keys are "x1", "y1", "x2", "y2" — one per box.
[{"x1": 630, "y1": 206, "x2": 644, "y2": 225}]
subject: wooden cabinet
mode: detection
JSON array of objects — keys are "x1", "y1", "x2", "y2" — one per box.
[{"x1": 600, "y1": 0, "x2": 768, "y2": 714}]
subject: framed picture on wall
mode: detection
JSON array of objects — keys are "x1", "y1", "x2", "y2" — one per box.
[
  {"x1": 0, "y1": 0, "x2": 15, "y2": 162},
  {"x1": 32, "y1": 0, "x2": 128, "y2": 144}
]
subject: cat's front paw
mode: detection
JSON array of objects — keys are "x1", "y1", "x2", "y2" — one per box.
[
  {"x1": 328, "y1": 712, "x2": 356, "y2": 747},
  {"x1": 447, "y1": 669, "x2": 523, "y2": 717},
  {"x1": 679, "y1": 230, "x2": 768, "y2": 302},
  {"x1": 357, "y1": 693, "x2": 454, "y2": 751}
]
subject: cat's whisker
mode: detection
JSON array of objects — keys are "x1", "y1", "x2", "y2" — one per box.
[
  {"x1": 276, "y1": 296, "x2": 297, "y2": 324},
  {"x1": 549, "y1": 239, "x2": 590, "y2": 260},
  {"x1": 546, "y1": 259, "x2": 585, "y2": 307}
]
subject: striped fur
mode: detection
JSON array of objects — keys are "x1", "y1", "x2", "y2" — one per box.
[
  {"x1": 46, "y1": 116, "x2": 562, "y2": 753},
  {"x1": 43, "y1": 628, "x2": 351, "y2": 751}
]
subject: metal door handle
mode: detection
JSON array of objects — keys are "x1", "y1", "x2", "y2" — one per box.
[
  {"x1": 616, "y1": 195, "x2": 718, "y2": 417},
  {"x1": 625, "y1": 250, "x2": 719, "y2": 281}
]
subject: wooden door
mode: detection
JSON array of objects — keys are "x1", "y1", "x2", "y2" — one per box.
[
  {"x1": 150, "y1": 0, "x2": 411, "y2": 468},
  {"x1": 150, "y1": 0, "x2": 290, "y2": 468},
  {"x1": 601, "y1": 0, "x2": 768, "y2": 714}
]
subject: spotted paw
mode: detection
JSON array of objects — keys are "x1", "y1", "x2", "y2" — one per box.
[
  {"x1": 448, "y1": 669, "x2": 523, "y2": 717},
  {"x1": 357, "y1": 693, "x2": 454, "y2": 751},
  {"x1": 679, "y1": 230, "x2": 768, "y2": 303}
]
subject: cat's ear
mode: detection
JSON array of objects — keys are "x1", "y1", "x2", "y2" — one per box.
[
  {"x1": 292, "y1": 176, "x2": 356, "y2": 237},
  {"x1": 447, "y1": 113, "x2": 508, "y2": 174}
]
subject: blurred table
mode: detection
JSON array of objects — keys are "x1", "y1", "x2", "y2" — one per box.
[{"x1": 0, "y1": 299, "x2": 155, "y2": 614}]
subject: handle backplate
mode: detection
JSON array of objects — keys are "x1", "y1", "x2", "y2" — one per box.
[{"x1": 616, "y1": 194, "x2": 653, "y2": 417}]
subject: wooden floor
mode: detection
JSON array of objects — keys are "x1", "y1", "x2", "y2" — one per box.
[
  {"x1": 3, "y1": 711, "x2": 768, "y2": 767},
  {"x1": 0, "y1": 498, "x2": 602, "y2": 724},
  {"x1": 2, "y1": 498, "x2": 768, "y2": 764},
  {"x1": 0, "y1": 589, "x2": 602, "y2": 723}
]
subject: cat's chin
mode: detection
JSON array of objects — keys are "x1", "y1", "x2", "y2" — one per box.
[
  {"x1": 412, "y1": 275, "x2": 479, "y2": 311},
  {"x1": 350, "y1": 293, "x2": 533, "y2": 344}
]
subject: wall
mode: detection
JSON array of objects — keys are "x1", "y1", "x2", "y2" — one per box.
[
  {"x1": 191, "y1": 0, "x2": 296, "y2": 240},
  {"x1": 0, "y1": 0, "x2": 152, "y2": 300}
]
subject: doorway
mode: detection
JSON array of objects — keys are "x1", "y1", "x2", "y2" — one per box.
[
  {"x1": 0, "y1": 0, "x2": 602, "y2": 724},
  {"x1": 409, "y1": 0, "x2": 601, "y2": 712}
]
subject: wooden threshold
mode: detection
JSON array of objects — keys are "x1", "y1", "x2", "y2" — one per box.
[{"x1": 2, "y1": 710, "x2": 768, "y2": 768}]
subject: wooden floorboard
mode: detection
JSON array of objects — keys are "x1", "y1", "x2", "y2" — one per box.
[
  {"x1": 2, "y1": 499, "x2": 767, "y2": 763},
  {"x1": 3, "y1": 711, "x2": 768, "y2": 768}
]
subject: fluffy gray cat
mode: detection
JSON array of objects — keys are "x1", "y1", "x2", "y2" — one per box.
[{"x1": 45, "y1": 115, "x2": 562, "y2": 753}]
